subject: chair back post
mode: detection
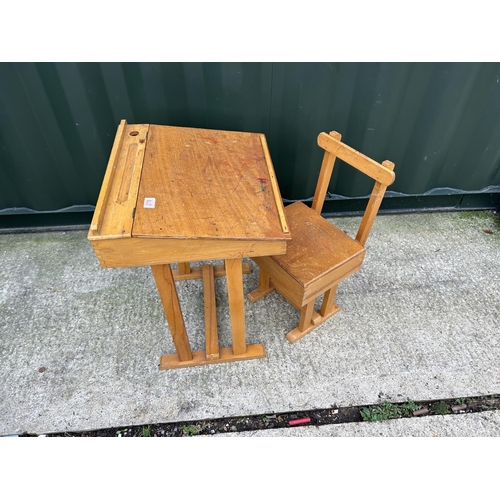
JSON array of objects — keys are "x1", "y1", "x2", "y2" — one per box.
[
  {"x1": 355, "y1": 160, "x2": 395, "y2": 246},
  {"x1": 311, "y1": 131, "x2": 342, "y2": 214}
]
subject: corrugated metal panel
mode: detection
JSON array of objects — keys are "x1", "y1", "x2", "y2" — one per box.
[
  {"x1": 1, "y1": 62, "x2": 499, "y2": 219},
  {"x1": 0, "y1": 62, "x2": 273, "y2": 214},
  {"x1": 268, "y1": 62, "x2": 500, "y2": 201}
]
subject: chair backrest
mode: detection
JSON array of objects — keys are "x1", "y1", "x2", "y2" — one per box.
[{"x1": 311, "y1": 131, "x2": 395, "y2": 247}]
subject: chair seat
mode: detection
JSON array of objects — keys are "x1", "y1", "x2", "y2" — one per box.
[{"x1": 270, "y1": 201, "x2": 365, "y2": 288}]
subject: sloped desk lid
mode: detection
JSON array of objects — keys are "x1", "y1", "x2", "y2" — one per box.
[{"x1": 132, "y1": 124, "x2": 289, "y2": 241}]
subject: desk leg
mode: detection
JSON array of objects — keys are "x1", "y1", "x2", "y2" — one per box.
[
  {"x1": 225, "y1": 258, "x2": 254, "y2": 356},
  {"x1": 151, "y1": 264, "x2": 193, "y2": 362},
  {"x1": 177, "y1": 262, "x2": 191, "y2": 276},
  {"x1": 156, "y1": 259, "x2": 265, "y2": 370}
]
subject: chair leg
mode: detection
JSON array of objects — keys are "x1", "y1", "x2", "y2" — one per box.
[
  {"x1": 311, "y1": 284, "x2": 341, "y2": 326},
  {"x1": 286, "y1": 286, "x2": 341, "y2": 343},
  {"x1": 286, "y1": 301, "x2": 316, "y2": 343},
  {"x1": 320, "y1": 285, "x2": 338, "y2": 315},
  {"x1": 298, "y1": 301, "x2": 315, "y2": 330},
  {"x1": 247, "y1": 268, "x2": 275, "y2": 302}
]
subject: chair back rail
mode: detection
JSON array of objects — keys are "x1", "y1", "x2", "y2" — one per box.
[
  {"x1": 317, "y1": 132, "x2": 395, "y2": 185},
  {"x1": 313, "y1": 131, "x2": 396, "y2": 247}
]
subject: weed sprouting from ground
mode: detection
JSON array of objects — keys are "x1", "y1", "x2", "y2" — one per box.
[
  {"x1": 360, "y1": 400, "x2": 422, "y2": 422},
  {"x1": 432, "y1": 401, "x2": 450, "y2": 415},
  {"x1": 139, "y1": 425, "x2": 151, "y2": 437},
  {"x1": 180, "y1": 425, "x2": 199, "y2": 436}
]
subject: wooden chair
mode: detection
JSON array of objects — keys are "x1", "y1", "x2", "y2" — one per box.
[{"x1": 247, "y1": 131, "x2": 396, "y2": 343}]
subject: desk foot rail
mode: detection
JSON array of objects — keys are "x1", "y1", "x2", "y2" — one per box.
[{"x1": 159, "y1": 344, "x2": 265, "y2": 370}]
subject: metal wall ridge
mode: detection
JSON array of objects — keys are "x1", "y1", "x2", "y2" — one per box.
[{"x1": 0, "y1": 204, "x2": 95, "y2": 216}]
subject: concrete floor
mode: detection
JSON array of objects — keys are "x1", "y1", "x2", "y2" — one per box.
[{"x1": 1, "y1": 210, "x2": 499, "y2": 436}]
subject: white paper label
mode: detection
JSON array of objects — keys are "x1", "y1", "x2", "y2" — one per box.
[{"x1": 144, "y1": 197, "x2": 156, "y2": 208}]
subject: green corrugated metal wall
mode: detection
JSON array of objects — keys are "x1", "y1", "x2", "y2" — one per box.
[{"x1": 1, "y1": 62, "x2": 500, "y2": 228}]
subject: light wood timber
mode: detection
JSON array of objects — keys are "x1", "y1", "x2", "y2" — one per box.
[
  {"x1": 132, "y1": 125, "x2": 290, "y2": 242},
  {"x1": 247, "y1": 284, "x2": 275, "y2": 302},
  {"x1": 317, "y1": 132, "x2": 395, "y2": 186},
  {"x1": 151, "y1": 264, "x2": 192, "y2": 362},
  {"x1": 202, "y1": 264, "x2": 219, "y2": 360},
  {"x1": 260, "y1": 134, "x2": 289, "y2": 235},
  {"x1": 252, "y1": 206, "x2": 365, "y2": 308},
  {"x1": 249, "y1": 131, "x2": 395, "y2": 343},
  {"x1": 298, "y1": 302, "x2": 315, "y2": 332},
  {"x1": 251, "y1": 256, "x2": 303, "y2": 309},
  {"x1": 173, "y1": 263, "x2": 251, "y2": 281},
  {"x1": 247, "y1": 268, "x2": 274, "y2": 302},
  {"x1": 88, "y1": 123, "x2": 149, "y2": 239},
  {"x1": 320, "y1": 285, "x2": 339, "y2": 317},
  {"x1": 271, "y1": 202, "x2": 365, "y2": 290},
  {"x1": 90, "y1": 119, "x2": 128, "y2": 235},
  {"x1": 89, "y1": 236, "x2": 286, "y2": 269},
  {"x1": 225, "y1": 258, "x2": 247, "y2": 355},
  {"x1": 159, "y1": 344, "x2": 265, "y2": 370},
  {"x1": 356, "y1": 160, "x2": 396, "y2": 246},
  {"x1": 88, "y1": 122, "x2": 290, "y2": 369},
  {"x1": 286, "y1": 303, "x2": 341, "y2": 344},
  {"x1": 178, "y1": 262, "x2": 191, "y2": 275},
  {"x1": 311, "y1": 131, "x2": 342, "y2": 214}
]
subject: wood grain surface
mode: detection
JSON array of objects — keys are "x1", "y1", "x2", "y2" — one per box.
[
  {"x1": 89, "y1": 123, "x2": 149, "y2": 239},
  {"x1": 132, "y1": 125, "x2": 288, "y2": 241},
  {"x1": 89, "y1": 235, "x2": 286, "y2": 268},
  {"x1": 202, "y1": 264, "x2": 219, "y2": 360},
  {"x1": 271, "y1": 201, "x2": 365, "y2": 287}
]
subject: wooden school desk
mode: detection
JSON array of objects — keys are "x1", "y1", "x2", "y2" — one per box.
[{"x1": 88, "y1": 120, "x2": 290, "y2": 369}]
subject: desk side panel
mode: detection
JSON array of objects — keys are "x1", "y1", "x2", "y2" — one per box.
[
  {"x1": 260, "y1": 134, "x2": 289, "y2": 235},
  {"x1": 90, "y1": 119, "x2": 128, "y2": 235}
]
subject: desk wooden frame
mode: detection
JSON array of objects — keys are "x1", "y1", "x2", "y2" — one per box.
[{"x1": 88, "y1": 120, "x2": 290, "y2": 369}]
